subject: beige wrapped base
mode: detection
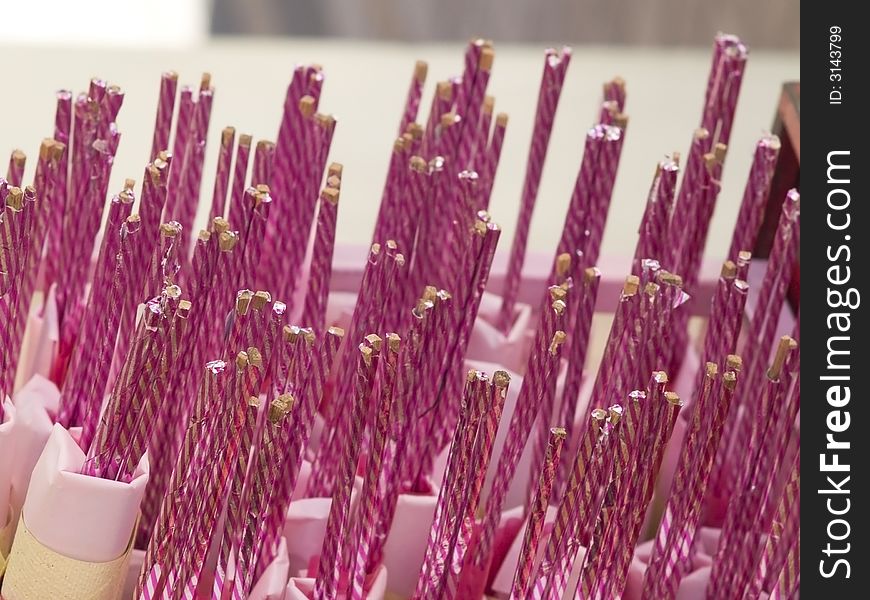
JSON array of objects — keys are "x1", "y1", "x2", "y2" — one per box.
[
  {"x1": 0, "y1": 508, "x2": 15, "y2": 577},
  {"x1": 1, "y1": 515, "x2": 132, "y2": 599}
]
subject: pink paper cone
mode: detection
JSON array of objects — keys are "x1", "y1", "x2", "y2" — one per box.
[
  {"x1": 13, "y1": 286, "x2": 59, "y2": 394},
  {"x1": 381, "y1": 493, "x2": 438, "y2": 598},
  {"x1": 249, "y1": 538, "x2": 291, "y2": 600},
  {"x1": 467, "y1": 292, "x2": 534, "y2": 374},
  {"x1": 8, "y1": 376, "x2": 59, "y2": 510}
]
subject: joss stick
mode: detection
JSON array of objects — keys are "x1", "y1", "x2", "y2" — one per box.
[
  {"x1": 482, "y1": 112, "x2": 508, "y2": 204},
  {"x1": 215, "y1": 391, "x2": 264, "y2": 598},
  {"x1": 57, "y1": 187, "x2": 135, "y2": 426},
  {"x1": 400, "y1": 60, "x2": 428, "y2": 135},
  {"x1": 441, "y1": 371, "x2": 511, "y2": 599},
  {"x1": 471, "y1": 315, "x2": 568, "y2": 576},
  {"x1": 556, "y1": 267, "x2": 601, "y2": 491},
  {"x1": 208, "y1": 126, "x2": 236, "y2": 222},
  {"x1": 302, "y1": 186, "x2": 340, "y2": 331},
  {"x1": 727, "y1": 134, "x2": 781, "y2": 260},
  {"x1": 151, "y1": 71, "x2": 179, "y2": 160},
  {"x1": 498, "y1": 47, "x2": 571, "y2": 333},
  {"x1": 535, "y1": 407, "x2": 612, "y2": 600},
  {"x1": 644, "y1": 363, "x2": 735, "y2": 599},
  {"x1": 253, "y1": 139, "x2": 276, "y2": 186},
  {"x1": 314, "y1": 336, "x2": 381, "y2": 600},
  {"x1": 229, "y1": 134, "x2": 253, "y2": 222},
  {"x1": 634, "y1": 158, "x2": 679, "y2": 272},
  {"x1": 6, "y1": 150, "x2": 25, "y2": 186},
  {"x1": 709, "y1": 337, "x2": 796, "y2": 597},
  {"x1": 350, "y1": 334, "x2": 401, "y2": 600},
  {"x1": 416, "y1": 370, "x2": 486, "y2": 599},
  {"x1": 508, "y1": 427, "x2": 566, "y2": 600}
]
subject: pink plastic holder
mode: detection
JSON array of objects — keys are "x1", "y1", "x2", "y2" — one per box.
[
  {"x1": 8, "y1": 375, "x2": 58, "y2": 512},
  {"x1": 465, "y1": 292, "x2": 534, "y2": 374}
]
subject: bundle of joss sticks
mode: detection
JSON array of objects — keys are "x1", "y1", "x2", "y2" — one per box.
[{"x1": 0, "y1": 32, "x2": 798, "y2": 600}]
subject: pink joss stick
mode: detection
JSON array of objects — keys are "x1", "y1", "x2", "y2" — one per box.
[
  {"x1": 150, "y1": 71, "x2": 179, "y2": 159},
  {"x1": 350, "y1": 334, "x2": 401, "y2": 600},
  {"x1": 229, "y1": 134, "x2": 253, "y2": 223},
  {"x1": 5, "y1": 149, "x2": 25, "y2": 186},
  {"x1": 399, "y1": 60, "x2": 428, "y2": 135},
  {"x1": 727, "y1": 134, "x2": 780, "y2": 260},
  {"x1": 416, "y1": 371, "x2": 486, "y2": 599},
  {"x1": 555, "y1": 267, "x2": 601, "y2": 490},
  {"x1": 302, "y1": 186, "x2": 340, "y2": 330},
  {"x1": 535, "y1": 408, "x2": 609, "y2": 600},
  {"x1": 208, "y1": 126, "x2": 236, "y2": 222},
  {"x1": 498, "y1": 47, "x2": 571, "y2": 333},
  {"x1": 314, "y1": 336, "x2": 381, "y2": 600},
  {"x1": 509, "y1": 427, "x2": 566, "y2": 600},
  {"x1": 442, "y1": 372, "x2": 512, "y2": 599},
  {"x1": 252, "y1": 139, "x2": 276, "y2": 187}
]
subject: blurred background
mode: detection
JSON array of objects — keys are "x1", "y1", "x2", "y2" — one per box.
[{"x1": 0, "y1": 0, "x2": 799, "y2": 268}]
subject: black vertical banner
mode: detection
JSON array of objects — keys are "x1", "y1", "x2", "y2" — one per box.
[{"x1": 802, "y1": 2, "x2": 868, "y2": 596}]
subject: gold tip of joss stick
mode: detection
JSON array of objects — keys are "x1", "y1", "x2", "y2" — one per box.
[
  {"x1": 393, "y1": 137, "x2": 406, "y2": 153},
  {"x1": 160, "y1": 221, "x2": 182, "y2": 238},
  {"x1": 269, "y1": 394, "x2": 294, "y2": 422},
  {"x1": 483, "y1": 96, "x2": 495, "y2": 116},
  {"x1": 614, "y1": 113, "x2": 629, "y2": 128},
  {"x1": 694, "y1": 128, "x2": 710, "y2": 141},
  {"x1": 658, "y1": 271, "x2": 683, "y2": 288},
  {"x1": 591, "y1": 407, "x2": 608, "y2": 423},
  {"x1": 608, "y1": 404, "x2": 624, "y2": 425},
  {"x1": 246, "y1": 395, "x2": 260, "y2": 409},
  {"x1": 328, "y1": 162, "x2": 343, "y2": 181},
  {"x1": 549, "y1": 284, "x2": 567, "y2": 302},
  {"x1": 644, "y1": 282, "x2": 660, "y2": 297},
  {"x1": 492, "y1": 370, "x2": 511, "y2": 389},
  {"x1": 6, "y1": 187, "x2": 23, "y2": 210},
  {"x1": 466, "y1": 369, "x2": 478, "y2": 383},
  {"x1": 50, "y1": 141, "x2": 65, "y2": 161},
  {"x1": 252, "y1": 291, "x2": 271, "y2": 311},
  {"x1": 200, "y1": 72, "x2": 212, "y2": 90},
  {"x1": 11, "y1": 149, "x2": 25, "y2": 166},
  {"x1": 495, "y1": 113, "x2": 509, "y2": 128},
  {"x1": 705, "y1": 362, "x2": 718, "y2": 378},
  {"x1": 407, "y1": 122, "x2": 423, "y2": 140},
  {"x1": 479, "y1": 47, "x2": 495, "y2": 71},
  {"x1": 198, "y1": 229, "x2": 211, "y2": 242},
  {"x1": 726, "y1": 354, "x2": 743, "y2": 372},
  {"x1": 165, "y1": 284, "x2": 182, "y2": 300},
  {"x1": 236, "y1": 290, "x2": 254, "y2": 315},
  {"x1": 665, "y1": 391, "x2": 682, "y2": 406},
  {"x1": 556, "y1": 253, "x2": 572, "y2": 277},
  {"x1": 283, "y1": 325, "x2": 298, "y2": 342},
  {"x1": 236, "y1": 351, "x2": 249, "y2": 369},
  {"x1": 721, "y1": 260, "x2": 737, "y2": 278},
  {"x1": 316, "y1": 113, "x2": 336, "y2": 131},
  {"x1": 127, "y1": 213, "x2": 142, "y2": 225},
  {"x1": 437, "y1": 80, "x2": 453, "y2": 101},
  {"x1": 213, "y1": 217, "x2": 230, "y2": 234},
  {"x1": 321, "y1": 187, "x2": 339, "y2": 205},
  {"x1": 123, "y1": 178, "x2": 135, "y2": 192},
  {"x1": 365, "y1": 333, "x2": 383, "y2": 352},
  {"x1": 247, "y1": 347, "x2": 264, "y2": 368},
  {"x1": 39, "y1": 138, "x2": 56, "y2": 161},
  {"x1": 550, "y1": 426, "x2": 567, "y2": 440},
  {"x1": 623, "y1": 275, "x2": 640, "y2": 296},
  {"x1": 239, "y1": 134, "x2": 253, "y2": 147},
  {"x1": 414, "y1": 60, "x2": 428, "y2": 83},
  {"x1": 386, "y1": 332, "x2": 401, "y2": 353},
  {"x1": 653, "y1": 371, "x2": 669, "y2": 385},
  {"x1": 714, "y1": 143, "x2": 727, "y2": 163},
  {"x1": 767, "y1": 336, "x2": 797, "y2": 380},
  {"x1": 440, "y1": 112, "x2": 457, "y2": 128},
  {"x1": 219, "y1": 231, "x2": 238, "y2": 252},
  {"x1": 549, "y1": 330, "x2": 567, "y2": 355},
  {"x1": 723, "y1": 370, "x2": 738, "y2": 390},
  {"x1": 386, "y1": 239, "x2": 398, "y2": 252},
  {"x1": 177, "y1": 299, "x2": 192, "y2": 319},
  {"x1": 360, "y1": 344, "x2": 375, "y2": 366},
  {"x1": 222, "y1": 127, "x2": 235, "y2": 145},
  {"x1": 583, "y1": 267, "x2": 599, "y2": 284},
  {"x1": 164, "y1": 70, "x2": 179, "y2": 81},
  {"x1": 738, "y1": 250, "x2": 752, "y2": 264},
  {"x1": 302, "y1": 327, "x2": 316, "y2": 346},
  {"x1": 551, "y1": 299, "x2": 567, "y2": 316},
  {"x1": 410, "y1": 155, "x2": 427, "y2": 172}
]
